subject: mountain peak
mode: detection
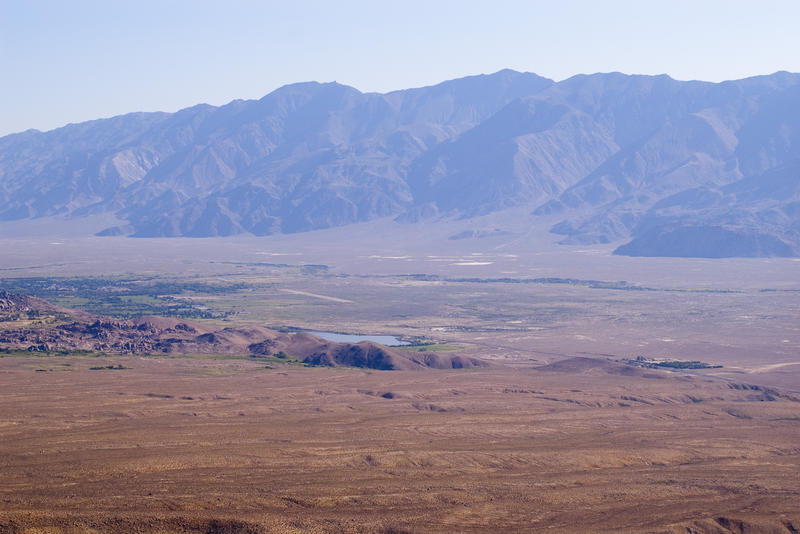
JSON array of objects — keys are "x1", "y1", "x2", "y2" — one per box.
[{"x1": 2, "y1": 70, "x2": 799, "y2": 257}]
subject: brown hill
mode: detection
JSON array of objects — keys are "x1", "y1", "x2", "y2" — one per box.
[
  {"x1": 0, "y1": 290, "x2": 57, "y2": 314},
  {"x1": 303, "y1": 341, "x2": 488, "y2": 370},
  {"x1": 0, "y1": 290, "x2": 486, "y2": 370}
]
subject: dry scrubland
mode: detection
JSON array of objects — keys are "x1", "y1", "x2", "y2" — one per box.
[
  {"x1": 2, "y1": 357, "x2": 799, "y2": 533},
  {"x1": 1, "y1": 235, "x2": 799, "y2": 533}
]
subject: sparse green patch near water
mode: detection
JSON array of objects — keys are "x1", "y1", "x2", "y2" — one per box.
[
  {"x1": 395, "y1": 343, "x2": 465, "y2": 352},
  {"x1": 0, "y1": 275, "x2": 247, "y2": 319},
  {"x1": 0, "y1": 348, "x2": 107, "y2": 358}
]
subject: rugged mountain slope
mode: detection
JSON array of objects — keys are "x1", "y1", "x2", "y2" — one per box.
[
  {"x1": 0, "y1": 70, "x2": 552, "y2": 236},
  {"x1": 615, "y1": 158, "x2": 800, "y2": 257},
  {"x1": 1, "y1": 70, "x2": 799, "y2": 256},
  {"x1": 405, "y1": 97, "x2": 618, "y2": 215}
]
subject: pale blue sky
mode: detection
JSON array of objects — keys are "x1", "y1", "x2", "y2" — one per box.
[{"x1": 1, "y1": 0, "x2": 799, "y2": 136}]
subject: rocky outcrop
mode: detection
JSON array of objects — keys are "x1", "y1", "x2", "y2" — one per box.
[
  {"x1": 0, "y1": 290, "x2": 56, "y2": 313},
  {"x1": 0, "y1": 292, "x2": 485, "y2": 370}
]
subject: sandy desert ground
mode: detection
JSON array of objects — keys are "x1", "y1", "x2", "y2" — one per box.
[{"x1": 1, "y1": 354, "x2": 799, "y2": 533}]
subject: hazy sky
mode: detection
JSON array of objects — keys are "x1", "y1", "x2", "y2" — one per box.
[{"x1": 2, "y1": 0, "x2": 799, "y2": 136}]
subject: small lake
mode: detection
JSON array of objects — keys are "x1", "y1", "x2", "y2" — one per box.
[{"x1": 308, "y1": 331, "x2": 410, "y2": 346}]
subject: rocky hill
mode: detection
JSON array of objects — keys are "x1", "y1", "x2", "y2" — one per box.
[
  {"x1": 2, "y1": 70, "x2": 799, "y2": 257},
  {"x1": 0, "y1": 291, "x2": 486, "y2": 370},
  {"x1": 0, "y1": 290, "x2": 51, "y2": 312}
]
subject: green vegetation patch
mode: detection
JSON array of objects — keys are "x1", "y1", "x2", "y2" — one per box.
[
  {"x1": 89, "y1": 364, "x2": 130, "y2": 370},
  {"x1": 249, "y1": 351, "x2": 310, "y2": 366},
  {"x1": 652, "y1": 360, "x2": 722, "y2": 369},
  {"x1": 0, "y1": 347, "x2": 107, "y2": 358},
  {"x1": 395, "y1": 343, "x2": 465, "y2": 352},
  {"x1": 623, "y1": 356, "x2": 722, "y2": 369},
  {"x1": 0, "y1": 275, "x2": 247, "y2": 319}
]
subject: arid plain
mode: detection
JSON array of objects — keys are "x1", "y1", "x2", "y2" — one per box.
[{"x1": 1, "y1": 227, "x2": 799, "y2": 533}]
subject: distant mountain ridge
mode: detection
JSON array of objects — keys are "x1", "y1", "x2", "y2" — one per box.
[{"x1": 1, "y1": 69, "x2": 799, "y2": 257}]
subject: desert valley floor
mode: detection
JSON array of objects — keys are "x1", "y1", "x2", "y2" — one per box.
[{"x1": 1, "y1": 228, "x2": 799, "y2": 533}]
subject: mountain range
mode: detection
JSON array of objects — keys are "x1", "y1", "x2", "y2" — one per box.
[{"x1": 1, "y1": 69, "x2": 799, "y2": 257}]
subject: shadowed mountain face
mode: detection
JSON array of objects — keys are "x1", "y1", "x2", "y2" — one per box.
[{"x1": 2, "y1": 70, "x2": 799, "y2": 256}]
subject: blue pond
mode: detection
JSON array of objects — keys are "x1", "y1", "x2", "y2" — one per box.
[{"x1": 308, "y1": 331, "x2": 410, "y2": 346}]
